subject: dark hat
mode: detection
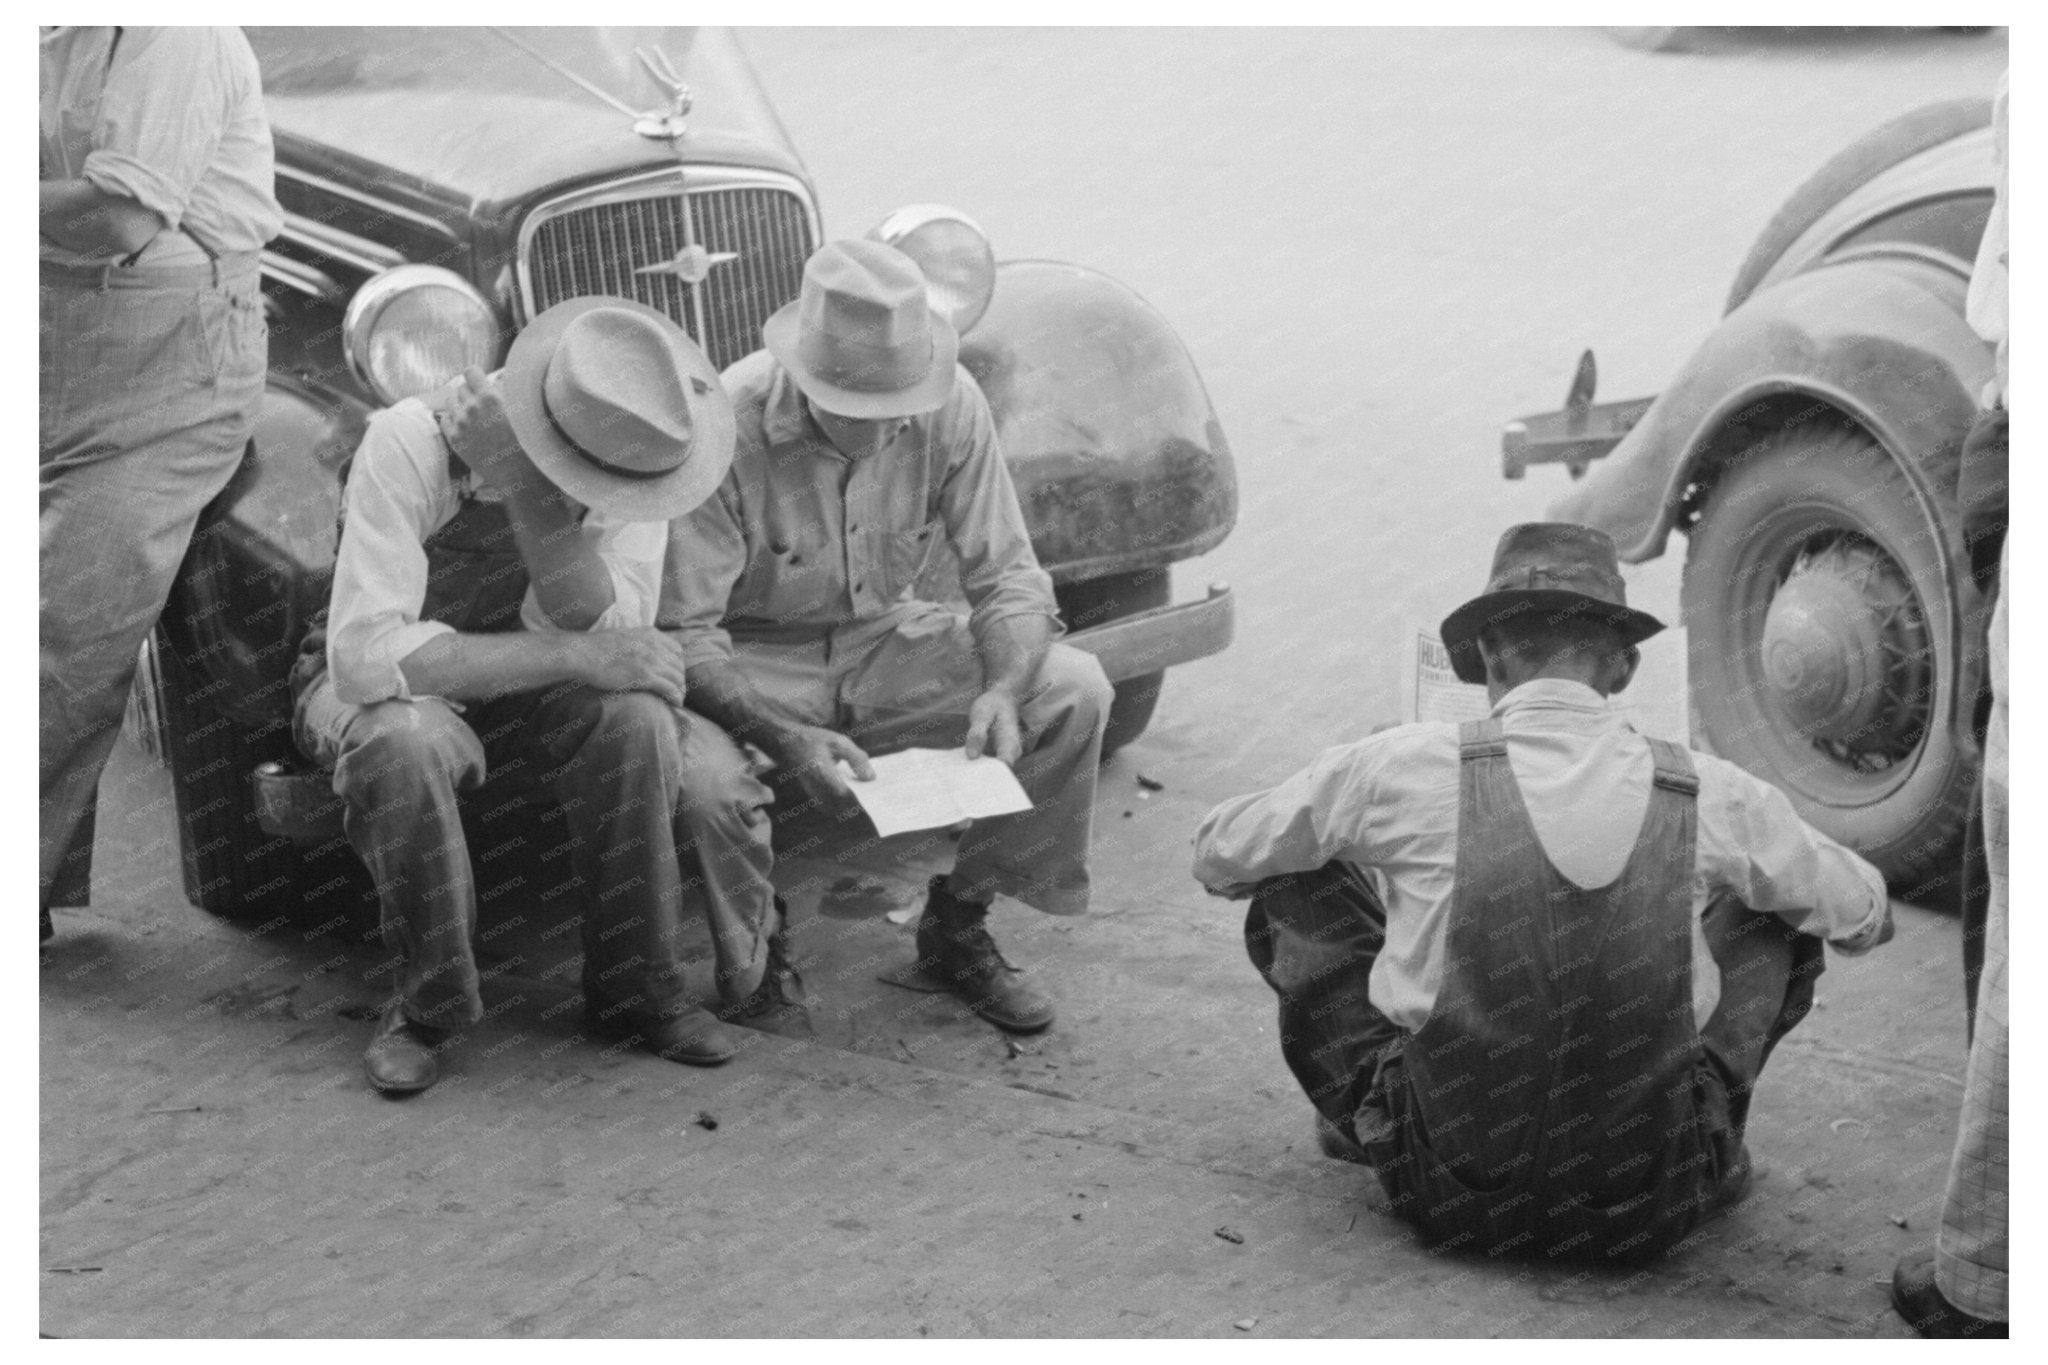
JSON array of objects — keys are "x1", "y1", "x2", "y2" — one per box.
[
  {"x1": 501, "y1": 296, "x2": 734, "y2": 521},
  {"x1": 1439, "y1": 522, "x2": 1665, "y2": 685},
  {"x1": 763, "y1": 239, "x2": 959, "y2": 419}
]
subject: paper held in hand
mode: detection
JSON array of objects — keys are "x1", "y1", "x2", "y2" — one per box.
[{"x1": 839, "y1": 746, "x2": 1033, "y2": 838}]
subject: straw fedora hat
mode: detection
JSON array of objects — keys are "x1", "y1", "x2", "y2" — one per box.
[
  {"x1": 1439, "y1": 523, "x2": 1666, "y2": 685},
  {"x1": 763, "y1": 239, "x2": 959, "y2": 419},
  {"x1": 500, "y1": 296, "x2": 734, "y2": 521}
]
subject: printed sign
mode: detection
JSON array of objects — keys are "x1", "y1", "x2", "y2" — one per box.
[{"x1": 1407, "y1": 627, "x2": 1691, "y2": 743}]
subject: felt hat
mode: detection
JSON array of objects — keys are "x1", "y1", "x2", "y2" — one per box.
[
  {"x1": 500, "y1": 295, "x2": 734, "y2": 521},
  {"x1": 1439, "y1": 522, "x2": 1666, "y2": 685},
  {"x1": 762, "y1": 239, "x2": 959, "y2": 419}
]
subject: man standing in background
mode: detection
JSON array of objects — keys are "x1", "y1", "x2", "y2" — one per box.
[{"x1": 40, "y1": 26, "x2": 281, "y2": 939}]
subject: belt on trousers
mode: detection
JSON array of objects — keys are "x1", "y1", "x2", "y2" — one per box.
[{"x1": 39, "y1": 250, "x2": 261, "y2": 291}]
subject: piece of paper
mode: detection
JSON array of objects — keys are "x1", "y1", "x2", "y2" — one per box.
[{"x1": 840, "y1": 746, "x2": 1033, "y2": 838}]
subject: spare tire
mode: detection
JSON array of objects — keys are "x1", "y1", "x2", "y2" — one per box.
[{"x1": 1724, "y1": 98, "x2": 1992, "y2": 315}]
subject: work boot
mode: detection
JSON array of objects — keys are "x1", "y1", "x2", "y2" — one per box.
[
  {"x1": 1891, "y1": 1249, "x2": 2009, "y2": 1338},
  {"x1": 914, "y1": 876, "x2": 1055, "y2": 1034},
  {"x1": 719, "y1": 897, "x2": 813, "y2": 1037},
  {"x1": 586, "y1": 1004, "x2": 742, "y2": 1067},
  {"x1": 363, "y1": 1000, "x2": 451, "y2": 1096}
]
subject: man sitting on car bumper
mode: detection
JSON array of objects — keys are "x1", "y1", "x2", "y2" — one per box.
[
  {"x1": 1193, "y1": 524, "x2": 1893, "y2": 1262},
  {"x1": 660, "y1": 239, "x2": 1114, "y2": 1037},
  {"x1": 297, "y1": 299, "x2": 779, "y2": 1094}
]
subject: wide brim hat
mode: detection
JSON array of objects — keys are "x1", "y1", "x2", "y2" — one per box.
[
  {"x1": 1439, "y1": 522, "x2": 1665, "y2": 685},
  {"x1": 501, "y1": 295, "x2": 734, "y2": 521},
  {"x1": 763, "y1": 239, "x2": 960, "y2": 419}
]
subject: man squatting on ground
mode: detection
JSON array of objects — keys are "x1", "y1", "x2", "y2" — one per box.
[
  {"x1": 1194, "y1": 524, "x2": 1893, "y2": 1261},
  {"x1": 659, "y1": 239, "x2": 1116, "y2": 1034},
  {"x1": 296, "y1": 297, "x2": 790, "y2": 1094},
  {"x1": 41, "y1": 26, "x2": 279, "y2": 940}
]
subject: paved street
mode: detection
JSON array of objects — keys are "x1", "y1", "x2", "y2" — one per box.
[{"x1": 41, "y1": 26, "x2": 2007, "y2": 1337}]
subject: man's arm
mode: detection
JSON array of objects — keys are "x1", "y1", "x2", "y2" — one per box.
[
  {"x1": 398, "y1": 628, "x2": 688, "y2": 708},
  {"x1": 439, "y1": 369, "x2": 620, "y2": 631},
  {"x1": 1191, "y1": 744, "x2": 1378, "y2": 898},
  {"x1": 681, "y1": 657, "x2": 874, "y2": 806},
  {"x1": 932, "y1": 375, "x2": 1062, "y2": 765},
  {"x1": 1700, "y1": 760, "x2": 1894, "y2": 952},
  {"x1": 39, "y1": 179, "x2": 160, "y2": 257}
]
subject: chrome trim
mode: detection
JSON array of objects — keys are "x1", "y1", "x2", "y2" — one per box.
[
  {"x1": 278, "y1": 210, "x2": 407, "y2": 276},
  {"x1": 1064, "y1": 583, "x2": 1234, "y2": 682},
  {"x1": 275, "y1": 164, "x2": 458, "y2": 243},
  {"x1": 259, "y1": 250, "x2": 345, "y2": 303},
  {"x1": 513, "y1": 163, "x2": 821, "y2": 329},
  {"x1": 341, "y1": 264, "x2": 502, "y2": 404}
]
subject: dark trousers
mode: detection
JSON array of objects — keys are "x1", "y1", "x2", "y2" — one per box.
[{"x1": 1243, "y1": 864, "x2": 1822, "y2": 1156}]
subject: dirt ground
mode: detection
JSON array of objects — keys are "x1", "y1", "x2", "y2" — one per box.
[{"x1": 40, "y1": 23, "x2": 2007, "y2": 1339}]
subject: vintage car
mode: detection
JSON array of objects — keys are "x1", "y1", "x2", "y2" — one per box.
[
  {"x1": 138, "y1": 26, "x2": 1237, "y2": 921},
  {"x1": 1502, "y1": 98, "x2": 1996, "y2": 888}
]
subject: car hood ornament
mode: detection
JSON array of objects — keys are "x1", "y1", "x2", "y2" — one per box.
[
  {"x1": 635, "y1": 244, "x2": 738, "y2": 286},
  {"x1": 633, "y1": 46, "x2": 693, "y2": 142}
]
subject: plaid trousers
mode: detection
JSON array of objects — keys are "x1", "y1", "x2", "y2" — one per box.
[{"x1": 1936, "y1": 556, "x2": 2007, "y2": 1321}]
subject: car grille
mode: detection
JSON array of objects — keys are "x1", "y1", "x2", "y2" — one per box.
[{"x1": 524, "y1": 184, "x2": 814, "y2": 372}]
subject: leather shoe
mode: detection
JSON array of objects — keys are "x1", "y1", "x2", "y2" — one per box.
[
  {"x1": 915, "y1": 877, "x2": 1055, "y2": 1034},
  {"x1": 363, "y1": 1000, "x2": 450, "y2": 1095},
  {"x1": 718, "y1": 901, "x2": 813, "y2": 1038},
  {"x1": 587, "y1": 1005, "x2": 741, "y2": 1067},
  {"x1": 1891, "y1": 1248, "x2": 2008, "y2": 1338}
]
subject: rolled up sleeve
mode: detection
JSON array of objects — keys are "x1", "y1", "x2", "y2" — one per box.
[
  {"x1": 935, "y1": 375, "x2": 1061, "y2": 648},
  {"x1": 79, "y1": 27, "x2": 231, "y2": 231},
  {"x1": 658, "y1": 483, "x2": 747, "y2": 668},
  {"x1": 326, "y1": 411, "x2": 453, "y2": 706}
]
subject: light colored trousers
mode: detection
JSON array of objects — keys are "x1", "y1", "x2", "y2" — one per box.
[
  {"x1": 1937, "y1": 553, "x2": 2008, "y2": 1321},
  {"x1": 704, "y1": 601, "x2": 1113, "y2": 920},
  {"x1": 39, "y1": 258, "x2": 265, "y2": 908},
  {"x1": 298, "y1": 674, "x2": 777, "y2": 1030}
]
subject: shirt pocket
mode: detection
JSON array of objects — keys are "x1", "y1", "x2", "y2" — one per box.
[{"x1": 881, "y1": 520, "x2": 943, "y2": 600}]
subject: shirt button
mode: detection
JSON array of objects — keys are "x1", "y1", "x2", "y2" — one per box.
[{"x1": 854, "y1": 581, "x2": 865, "y2": 593}]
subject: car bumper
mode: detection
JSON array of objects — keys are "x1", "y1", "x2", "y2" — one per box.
[{"x1": 1065, "y1": 581, "x2": 1234, "y2": 682}]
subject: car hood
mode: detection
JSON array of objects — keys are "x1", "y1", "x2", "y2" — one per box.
[{"x1": 247, "y1": 27, "x2": 805, "y2": 211}]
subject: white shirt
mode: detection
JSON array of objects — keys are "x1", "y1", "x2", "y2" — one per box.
[
  {"x1": 325, "y1": 399, "x2": 668, "y2": 706},
  {"x1": 1192, "y1": 679, "x2": 1891, "y2": 1031},
  {"x1": 40, "y1": 27, "x2": 282, "y2": 266}
]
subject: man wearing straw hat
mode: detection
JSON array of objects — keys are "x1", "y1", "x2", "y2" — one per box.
[
  {"x1": 1195, "y1": 523, "x2": 1893, "y2": 1261},
  {"x1": 297, "y1": 297, "x2": 772, "y2": 1094},
  {"x1": 662, "y1": 239, "x2": 1114, "y2": 1037}
]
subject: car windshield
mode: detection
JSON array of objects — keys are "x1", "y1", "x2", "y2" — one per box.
[{"x1": 247, "y1": 26, "x2": 699, "y2": 108}]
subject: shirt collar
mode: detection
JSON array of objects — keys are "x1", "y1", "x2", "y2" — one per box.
[{"x1": 1490, "y1": 677, "x2": 1613, "y2": 717}]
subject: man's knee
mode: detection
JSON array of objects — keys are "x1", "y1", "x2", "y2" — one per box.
[
  {"x1": 672, "y1": 712, "x2": 773, "y2": 838},
  {"x1": 1031, "y1": 647, "x2": 1114, "y2": 736},
  {"x1": 333, "y1": 702, "x2": 480, "y2": 808},
  {"x1": 554, "y1": 690, "x2": 684, "y2": 795}
]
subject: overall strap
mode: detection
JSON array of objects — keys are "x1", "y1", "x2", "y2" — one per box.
[
  {"x1": 1646, "y1": 737, "x2": 1700, "y2": 797},
  {"x1": 1458, "y1": 717, "x2": 1507, "y2": 762}
]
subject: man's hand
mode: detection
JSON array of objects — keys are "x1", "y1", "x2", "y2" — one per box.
[
  {"x1": 771, "y1": 726, "x2": 875, "y2": 813},
  {"x1": 440, "y1": 368, "x2": 543, "y2": 499},
  {"x1": 568, "y1": 628, "x2": 690, "y2": 708},
  {"x1": 965, "y1": 688, "x2": 1024, "y2": 767}
]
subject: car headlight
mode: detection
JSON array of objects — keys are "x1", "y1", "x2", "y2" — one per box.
[
  {"x1": 870, "y1": 204, "x2": 996, "y2": 335},
  {"x1": 342, "y1": 265, "x2": 503, "y2": 405}
]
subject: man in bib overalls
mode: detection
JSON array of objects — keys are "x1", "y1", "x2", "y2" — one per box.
[
  {"x1": 297, "y1": 298, "x2": 783, "y2": 1095},
  {"x1": 1195, "y1": 524, "x2": 1892, "y2": 1261}
]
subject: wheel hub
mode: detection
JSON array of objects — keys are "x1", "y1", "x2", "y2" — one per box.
[{"x1": 1760, "y1": 540, "x2": 1926, "y2": 753}]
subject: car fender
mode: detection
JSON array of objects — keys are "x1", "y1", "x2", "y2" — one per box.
[
  {"x1": 163, "y1": 376, "x2": 368, "y2": 729},
  {"x1": 961, "y1": 260, "x2": 1238, "y2": 583},
  {"x1": 1548, "y1": 258, "x2": 1992, "y2": 564}
]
